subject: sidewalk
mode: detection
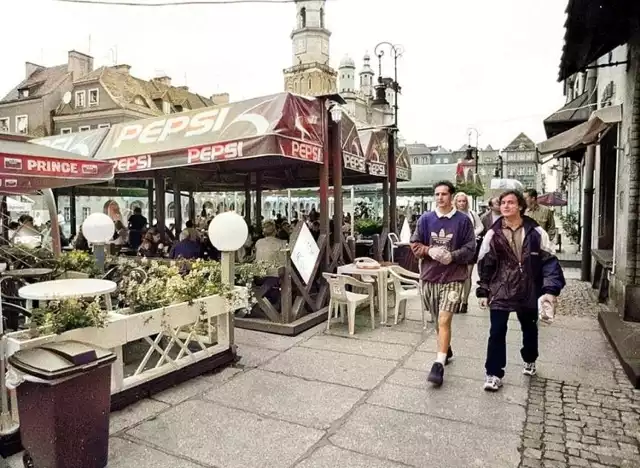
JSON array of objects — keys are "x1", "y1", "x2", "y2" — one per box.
[{"x1": 6, "y1": 270, "x2": 640, "y2": 467}]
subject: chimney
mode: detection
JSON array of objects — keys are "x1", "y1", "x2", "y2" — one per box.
[
  {"x1": 153, "y1": 76, "x2": 171, "y2": 87},
  {"x1": 177, "y1": 85, "x2": 189, "y2": 91},
  {"x1": 210, "y1": 93, "x2": 230, "y2": 105},
  {"x1": 25, "y1": 62, "x2": 44, "y2": 79},
  {"x1": 114, "y1": 64, "x2": 131, "y2": 75},
  {"x1": 67, "y1": 50, "x2": 94, "y2": 81}
]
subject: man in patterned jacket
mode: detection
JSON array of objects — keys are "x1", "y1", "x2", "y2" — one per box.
[
  {"x1": 410, "y1": 181, "x2": 476, "y2": 386},
  {"x1": 476, "y1": 190, "x2": 565, "y2": 391}
]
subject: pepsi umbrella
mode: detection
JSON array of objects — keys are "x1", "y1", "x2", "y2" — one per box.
[{"x1": 537, "y1": 192, "x2": 567, "y2": 207}]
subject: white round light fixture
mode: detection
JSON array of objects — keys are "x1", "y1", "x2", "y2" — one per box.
[
  {"x1": 82, "y1": 213, "x2": 115, "y2": 244},
  {"x1": 208, "y1": 211, "x2": 248, "y2": 252},
  {"x1": 330, "y1": 105, "x2": 343, "y2": 123}
]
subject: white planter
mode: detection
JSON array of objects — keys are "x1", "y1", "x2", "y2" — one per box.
[
  {"x1": 58, "y1": 271, "x2": 90, "y2": 279},
  {"x1": 564, "y1": 244, "x2": 579, "y2": 255},
  {"x1": 6, "y1": 287, "x2": 246, "y2": 395}
]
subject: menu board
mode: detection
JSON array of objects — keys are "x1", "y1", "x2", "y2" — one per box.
[{"x1": 291, "y1": 223, "x2": 320, "y2": 284}]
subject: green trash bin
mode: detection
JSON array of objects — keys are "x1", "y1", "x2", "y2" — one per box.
[{"x1": 8, "y1": 341, "x2": 116, "y2": 468}]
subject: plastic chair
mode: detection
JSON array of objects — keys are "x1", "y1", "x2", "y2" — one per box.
[
  {"x1": 388, "y1": 233, "x2": 400, "y2": 262},
  {"x1": 323, "y1": 273, "x2": 375, "y2": 335},
  {"x1": 418, "y1": 259, "x2": 433, "y2": 328},
  {"x1": 387, "y1": 265, "x2": 423, "y2": 325}
]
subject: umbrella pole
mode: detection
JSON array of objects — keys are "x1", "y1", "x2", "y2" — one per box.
[{"x1": 43, "y1": 189, "x2": 61, "y2": 258}]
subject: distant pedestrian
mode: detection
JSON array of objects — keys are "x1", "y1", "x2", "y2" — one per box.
[
  {"x1": 476, "y1": 190, "x2": 565, "y2": 391},
  {"x1": 411, "y1": 181, "x2": 476, "y2": 387},
  {"x1": 524, "y1": 189, "x2": 557, "y2": 242}
]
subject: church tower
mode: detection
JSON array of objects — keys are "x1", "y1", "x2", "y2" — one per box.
[
  {"x1": 359, "y1": 53, "x2": 375, "y2": 98},
  {"x1": 283, "y1": 0, "x2": 337, "y2": 96}
]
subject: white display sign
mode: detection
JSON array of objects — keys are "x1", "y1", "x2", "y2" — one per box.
[
  {"x1": 400, "y1": 218, "x2": 411, "y2": 243},
  {"x1": 291, "y1": 223, "x2": 320, "y2": 284}
]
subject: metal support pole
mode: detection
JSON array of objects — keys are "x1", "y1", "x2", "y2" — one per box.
[
  {"x1": 388, "y1": 131, "x2": 397, "y2": 233},
  {"x1": 581, "y1": 145, "x2": 595, "y2": 281},
  {"x1": 69, "y1": 186, "x2": 77, "y2": 238},
  {"x1": 331, "y1": 118, "x2": 343, "y2": 247}
]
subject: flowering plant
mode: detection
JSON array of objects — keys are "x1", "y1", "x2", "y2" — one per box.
[
  {"x1": 58, "y1": 250, "x2": 99, "y2": 277},
  {"x1": 31, "y1": 297, "x2": 106, "y2": 335}
]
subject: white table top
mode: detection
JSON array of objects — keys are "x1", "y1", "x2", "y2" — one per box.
[
  {"x1": 18, "y1": 278, "x2": 117, "y2": 301},
  {"x1": 2, "y1": 268, "x2": 53, "y2": 277},
  {"x1": 338, "y1": 263, "x2": 390, "y2": 275}
]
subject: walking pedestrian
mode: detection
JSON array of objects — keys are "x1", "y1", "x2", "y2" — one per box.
[
  {"x1": 476, "y1": 190, "x2": 565, "y2": 391},
  {"x1": 524, "y1": 189, "x2": 557, "y2": 242},
  {"x1": 410, "y1": 181, "x2": 476, "y2": 386},
  {"x1": 453, "y1": 192, "x2": 484, "y2": 314},
  {"x1": 480, "y1": 196, "x2": 501, "y2": 233}
]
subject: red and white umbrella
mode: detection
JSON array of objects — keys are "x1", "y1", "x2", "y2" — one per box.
[{"x1": 0, "y1": 139, "x2": 114, "y2": 195}]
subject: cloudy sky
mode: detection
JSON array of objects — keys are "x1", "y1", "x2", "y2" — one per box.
[{"x1": 2, "y1": 0, "x2": 568, "y2": 150}]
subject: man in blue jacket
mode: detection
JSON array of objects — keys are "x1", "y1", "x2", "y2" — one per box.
[
  {"x1": 476, "y1": 190, "x2": 565, "y2": 391},
  {"x1": 411, "y1": 181, "x2": 476, "y2": 386}
]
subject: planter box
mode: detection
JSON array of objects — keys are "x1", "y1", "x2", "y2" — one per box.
[
  {"x1": 58, "y1": 271, "x2": 90, "y2": 279},
  {"x1": 6, "y1": 288, "x2": 245, "y2": 396}
]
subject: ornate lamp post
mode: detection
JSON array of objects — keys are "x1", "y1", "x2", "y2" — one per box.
[{"x1": 465, "y1": 127, "x2": 481, "y2": 209}]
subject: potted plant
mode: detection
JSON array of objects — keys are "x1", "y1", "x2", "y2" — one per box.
[
  {"x1": 355, "y1": 219, "x2": 383, "y2": 238},
  {"x1": 559, "y1": 211, "x2": 580, "y2": 253},
  {"x1": 57, "y1": 251, "x2": 99, "y2": 278}
]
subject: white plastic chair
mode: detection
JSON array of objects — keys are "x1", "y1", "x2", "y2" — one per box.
[
  {"x1": 323, "y1": 273, "x2": 375, "y2": 335},
  {"x1": 387, "y1": 265, "x2": 424, "y2": 325},
  {"x1": 418, "y1": 259, "x2": 433, "y2": 328},
  {"x1": 388, "y1": 233, "x2": 400, "y2": 262}
]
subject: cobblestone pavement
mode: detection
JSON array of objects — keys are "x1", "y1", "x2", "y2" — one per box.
[{"x1": 556, "y1": 272, "x2": 610, "y2": 318}]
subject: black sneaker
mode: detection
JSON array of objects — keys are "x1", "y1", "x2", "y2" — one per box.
[
  {"x1": 459, "y1": 304, "x2": 468, "y2": 314},
  {"x1": 446, "y1": 346, "x2": 454, "y2": 365},
  {"x1": 427, "y1": 362, "x2": 445, "y2": 386}
]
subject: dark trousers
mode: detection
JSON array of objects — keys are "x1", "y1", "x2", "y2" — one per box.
[{"x1": 485, "y1": 309, "x2": 539, "y2": 378}]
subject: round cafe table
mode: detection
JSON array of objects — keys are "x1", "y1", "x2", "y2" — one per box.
[
  {"x1": 18, "y1": 278, "x2": 117, "y2": 310},
  {"x1": 1, "y1": 268, "x2": 54, "y2": 279}
]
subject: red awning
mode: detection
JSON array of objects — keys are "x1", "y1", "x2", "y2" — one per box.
[
  {"x1": 341, "y1": 114, "x2": 366, "y2": 173},
  {"x1": 0, "y1": 139, "x2": 114, "y2": 194},
  {"x1": 96, "y1": 92, "x2": 325, "y2": 173},
  {"x1": 360, "y1": 128, "x2": 388, "y2": 177},
  {"x1": 537, "y1": 192, "x2": 567, "y2": 207}
]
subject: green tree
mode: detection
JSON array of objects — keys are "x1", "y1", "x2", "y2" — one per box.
[{"x1": 455, "y1": 181, "x2": 485, "y2": 198}]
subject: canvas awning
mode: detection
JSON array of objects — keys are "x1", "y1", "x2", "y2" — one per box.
[
  {"x1": 0, "y1": 139, "x2": 114, "y2": 194},
  {"x1": 31, "y1": 127, "x2": 109, "y2": 158},
  {"x1": 537, "y1": 105, "x2": 622, "y2": 157},
  {"x1": 96, "y1": 92, "x2": 325, "y2": 173},
  {"x1": 360, "y1": 128, "x2": 388, "y2": 177}
]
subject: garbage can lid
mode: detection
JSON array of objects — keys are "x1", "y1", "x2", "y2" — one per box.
[{"x1": 8, "y1": 341, "x2": 116, "y2": 382}]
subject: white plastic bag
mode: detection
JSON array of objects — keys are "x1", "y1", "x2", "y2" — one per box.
[{"x1": 538, "y1": 296, "x2": 555, "y2": 324}]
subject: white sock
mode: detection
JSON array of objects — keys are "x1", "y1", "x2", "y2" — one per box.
[{"x1": 436, "y1": 352, "x2": 447, "y2": 365}]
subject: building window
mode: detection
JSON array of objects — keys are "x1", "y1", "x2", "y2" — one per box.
[
  {"x1": 162, "y1": 101, "x2": 171, "y2": 114},
  {"x1": 320, "y1": 7, "x2": 324, "y2": 27},
  {"x1": 75, "y1": 90, "x2": 86, "y2": 108},
  {"x1": 526, "y1": 166, "x2": 534, "y2": 175},
  {"x1": 63, "y1": 207, "x2": 71, "y2": 222},
  {"x1": 168, "y1": 202, "x2": 175, "y2": 219},
  {"x1": 436, "y1": 158, "x2": 441, "y2": 164},
  {"x1": 517, "y1": 167, "x2": 525, "y2": 175},
  {"x1": 88, "y1": 89, "x2": 99, "y2": 106},
  {"x1": 300, "y1": 7, "x2": 306, "y2": 27},
  {"x1": 0, "y1": 118, "x2": 9, "y2": 132},
  {"x1": 308, "y1": 78, "x2": 312, "y2": 90},
  {"x1": 60, "y1": 128, "x2": 72, "y2": 134},
  {"x1": 78, "y1": 125, "x2": 90, "y2": 132},
  {"x1": 15, "y1": 115, "x2": 28, "y2": 134},
  {"x1": 97, "y1": 123, "x2": 110, "y2": 129},
  {"x1": 82, "y1": 207, "x2": 91, "y2": 221}
]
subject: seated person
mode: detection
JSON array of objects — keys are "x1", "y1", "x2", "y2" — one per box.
[
  {"x1": 255, "y1": 220, "x2": 287, "y2": 276},
  {"x1": 138, "y1": 232, "x2": 158, "y2": 258},
  {"x1": 169, "y1": 229, "x2": 201, "y2": 260}
]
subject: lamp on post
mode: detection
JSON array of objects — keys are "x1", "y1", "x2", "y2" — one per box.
[
  {"x1": 82, "y1": 213, "x2": 115, "y2": 273},
  {"x1": 207, "y1": 211, "x2": 249, "y2": 352}
]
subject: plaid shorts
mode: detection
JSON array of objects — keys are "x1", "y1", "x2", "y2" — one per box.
[{"x1": 422, "y1": 281, "x2": 463, "y2": 326}]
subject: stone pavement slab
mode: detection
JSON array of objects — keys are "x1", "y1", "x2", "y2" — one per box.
[
  {"x1": 299, "y1": 334, "x2": 412, "y2": 360},
  {"x1": 235, "y1": 343, "x2": 281, "y2": 368},
  {"x1": 152, "y1": 367, "x2": 242, "y2": 405},
  {"x1": 235, "y1": 327, "x2": 309, "y2": 351},
  {"x1": 367, "y1": 382, "x2": 526, "y2": 433},
  {"x1": 295, "y1": 444, "x2": 408, "y2": 468},
  {"x1": 330, "y1": 404, "x2": 522, "y2": 468},
  {"x1": 262, "y1": 346, "x2": 397, "y2": 390},
  {"x1": 386, "y1": 368, "x2": 528, "y2": 406},
  {"x1": 325, "y1": 324, "x2": 423, "y2": 345},
  {"x1": 107, "y1": 437, "x2": 203, "y2": 468},
  {"x1": 127, "y1": 399, "x2": 323, "y2": 468},
  {"x1": 110, "y1": 398, "x2": 170, "y2": 435},
  {"x1": 202, "y1": 368, "x2": 365, "y2": 429}
]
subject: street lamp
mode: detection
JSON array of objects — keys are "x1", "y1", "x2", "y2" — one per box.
[
  {"x1": 465, "y1": 128, "x2": 481, "y2": 209},
  {"x1": 373, "y1": 42, "x2": 403, "y2": 129},
  {"x1": 82, "y1": 213, "x2": 115, "y2": 272}
]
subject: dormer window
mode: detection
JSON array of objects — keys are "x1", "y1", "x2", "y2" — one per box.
[
  {"x1": 19, "y1": 88, "x2": 29, "y2": 98},
  {"x1": 75, "y1": 90, "x2": 86, "y2": 108},
  {"x1": 162, "y1": 101, "x2": 171, "y2": 114},
  {"x1": 133, "y1": 96, "x2": 146, "y2": 106},
  {"x1": 89, "y1": 89, "x2": 99, "y2": 106}
]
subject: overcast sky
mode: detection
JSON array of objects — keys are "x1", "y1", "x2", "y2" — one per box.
[{"x1": 2, "y1": 0, "x2": 568, "y2": 150}]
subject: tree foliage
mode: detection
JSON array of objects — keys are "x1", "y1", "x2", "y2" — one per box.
[{"x1": 455, "y1": 181, "x2": 485, "y2": 198}]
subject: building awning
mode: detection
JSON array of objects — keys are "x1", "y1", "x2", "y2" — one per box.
[
  {"x1": 537, "y1": 105, "x2": 622, "y2": 158},
  {"x1": 543, "y1": 91, "x2": 592, "y2": 138}
]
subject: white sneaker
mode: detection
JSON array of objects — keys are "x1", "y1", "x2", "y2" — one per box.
[
  {"x1": 523, "y1": 362, "x2": 537, "y2": 376},
  {"x1": 483, "y1": 375, "x2": 503, "y2": 392}
]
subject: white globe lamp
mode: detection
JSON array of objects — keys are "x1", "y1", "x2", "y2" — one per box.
[
  {"x1": 82, "y1": 213, "x2": 115, "y2": 271},
  {"x1": 208, "y1": 211, "x2": 248, "y2": 253}
]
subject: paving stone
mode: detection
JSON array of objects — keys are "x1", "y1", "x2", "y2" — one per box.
[
  {"x1": 367, "y1": 382, "x2": 526, "y2": 432},
  {"x1": 262, "y1": 347, "x2": 397, "y2": 390},
  {"x1": 295, "y1": 444, "x2": 407, "y2": 468},
  {"x1": 543, "y1": 450, "x2": 567, "y2": 462},
  {"x1": 300, "y1": 334, "x2": 412, "y2": 360},
  {"x1": 235, "y1": 343, "x2": 281, "y2": 368},
  {"x1": 235, "y1": 327, "x2": 309, "y2": 351},
  {"x1": 107, "y1": 437, "x2": 202, "y2": 467},
  {"x1": 153, "y1": 367, "x2": 242, "y2": 405},
  {"x1": 325, "y1": 324, "x2": 423, "y2": 345},
  {"x1": 386, "y1": 368, "x2": 528, "y2": 405},
  {"x1": 202, "y1": 369, "x2": 364, "y2": 429},
  {"x1": 330, "y1": 404, "x2": 521, "y2": 468},
  {"x1": 524, "y1": 448, "x2": 542, "y2": 459},
  {"x1": 127, "y1": 400, "x2": 323, "y2": 468},
  {"x1": 109, "y1": 398, "x2": 170, "y2": 434}
]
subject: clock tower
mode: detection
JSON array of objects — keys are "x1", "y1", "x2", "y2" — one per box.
[{"x1": 283, "y1": 0, "x2": 336, "y2": 96}]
